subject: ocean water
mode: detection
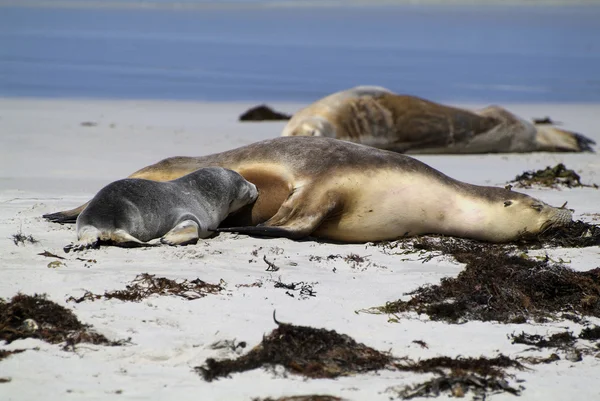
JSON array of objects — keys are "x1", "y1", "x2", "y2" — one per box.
[{"x1": 1, "y1": 3, "x2": 599, "y2": 102}]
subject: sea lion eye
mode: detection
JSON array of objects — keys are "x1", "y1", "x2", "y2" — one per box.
[
  {"x1": 504, "y1": 201, "x2": 512, "y2": 207},
  {"x1": 531, "y1": 203, "x2": 544, "y2": 212}
]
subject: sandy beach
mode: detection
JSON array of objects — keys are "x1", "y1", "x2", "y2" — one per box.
[{"x1": 1, "y1": 98, "x2": 599, "y2": 400}]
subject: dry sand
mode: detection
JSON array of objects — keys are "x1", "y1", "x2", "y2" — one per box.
[{"x1": 1, "y1": 98, "x2": 600, "y2": 400}]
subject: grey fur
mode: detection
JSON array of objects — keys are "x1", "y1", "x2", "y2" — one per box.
[{"x1": 67, "y1": 167, "x2": 257, "y2": 250}]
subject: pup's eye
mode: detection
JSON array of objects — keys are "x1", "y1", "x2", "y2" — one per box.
[
  {"x1": 532, "y1": 203, "x2": 544, "y2": 211},
  {"x1": 504, "y1": 201, "x2": 512, "y2": 207}
]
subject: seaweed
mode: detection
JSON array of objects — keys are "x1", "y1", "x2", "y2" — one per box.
[
  {"x1": 196, "y1": 317, "x2": 524, "y2": 399},
  {"x1": 579, "y1": 325, "x2": 600, "y2": 341},
  {"x1": 394, "y1": 374, "x2": 522, "y2": 400},
  {"x1": 11, "y1": 232, "x2": 38, "y2": 246},
  {"x1": 510, "y1": 163, "x2": 597, "y2": 189},
  {"x1": 0, "y1": 293, "x2": 124, "y2": 348},
  {"x1": 525, "y1": 220, "x2": 600, "y2": 248},
  {"x1": 66, "y1": 273, "x2": 223, "y2": 303},
  {"x1": 510, "y1": 331, "x2": 576, "y2": 348},
  {"x1": 370, "y1": 237, "x2": 600, "y2": 323},
  {"x1": 239, "y1": 105, "x2": 292, "y2": 121},
  {"x1": 196, "y1": 315, "x2": 393, "y2": 381},
  {"x1": 0, "y1": 349, "x2": 25, "y2": 361}
]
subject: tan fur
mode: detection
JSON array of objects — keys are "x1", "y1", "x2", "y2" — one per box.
[
  {"x1": 46, "y1": 137, "x2": 572, "y2": 243},
  {"x1": 282, "y1": 86, "x2": 594, "y2": 153}
]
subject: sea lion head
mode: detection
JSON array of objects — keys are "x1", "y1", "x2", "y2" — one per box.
[
  {"x1": 496, "y1": 191, "x2": 572, "y2": 240},
  {"x1": 282, "y1": 116, "x2": 336, "y2": 138},
  {"x1": 228, "y1": 177, "x2": 259, "y2": 214}
]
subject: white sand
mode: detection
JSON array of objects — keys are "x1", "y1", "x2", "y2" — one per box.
[{"x1": 1, "y1": 98, "x2": 600, "y2": 400}]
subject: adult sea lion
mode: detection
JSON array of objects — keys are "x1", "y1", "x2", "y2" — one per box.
[
  {"x1": 63, "y1": 167, "x2": 257, "y2": 251},
  {"x1": 46, "y1": 137, "x2": 571, "y2": 243},
  {"x1": 281, "y1": 86, "x2": 595, "y2": 154}
]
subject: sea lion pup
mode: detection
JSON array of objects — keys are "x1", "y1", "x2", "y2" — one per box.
[
  {"x1": 281, "y1": 86, "x2": 595, "y2": 154},
  {"x1": 63, "y1": 167, "x2": 258, "y2": 252},
  {"x1": 48, "y1": 137, "x2": 571, "y2": 243}
]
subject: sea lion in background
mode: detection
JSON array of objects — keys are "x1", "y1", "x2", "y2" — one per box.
[
  {"x1": 63, "y1": 167, "x2": 257, "y2": 252},
  {"x1": 281, "y1": 86, "x2": 595, "y2": 154},
  {"x1": 47, "y1": 137, "x2": 571, "y2": 243}
]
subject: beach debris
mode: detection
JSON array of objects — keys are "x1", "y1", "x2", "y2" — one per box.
[
  {"x1": 0, "y1": 349, "x2": 26, "y2": 362},
  {"x1": 37, "y1": 251, "x2": 66, "y2": 260},
  {"x1": 390, "y1": 355, "x2": 525, "y2": 399},
  {"x1": 510, "y1": 327, "x2": 600, "y2": 364},
  {"x1": 252, "y1": 397, "x2": 343, "y2": 401},
  {"x1": 517, "y1": 353, "x2": 561, "y2": 365},
  {"x1": 11, "y1": 232, "x2": 38, "y2": 246},
  {"x1": 579, "y1": 325, "x2": 600, "y2": 341},
  {"x1": 412, "y1": 340, "x2": 429, "y2": 349},
  {"x1": 532, "y1": 116, "x2": 560, "y2": 125},
  {"x1": 565, "y1": 349, "x2": 583, "y2": 362},
  {"x1": 368, "y1": 237, "x2": 600, "y2": 323},
  {"x1": 66, "y1": 273, "x2": 223, "y2": 303},
  {"x1": 80, "y1": 121, "x2": 98, "y2": 127},
  {"x1": 509, "y1": 163, "x2": 597, "y2": 189},
  {"x1": 195, "y1": 314, "x2": 394, "y2": 381},
  {"x1": 526, "y1": 220, "x2": 600, "y2": 248},
  {"x1": 271, "y1": 277, "x2": 317, "y2": 299},
  {"x1": 395, "y1": 355, "x2": 524, "y2": 378},
  {"x1": 47, "y1": 260, "x2": 65, "y2": 269},
  {"x1": 392, "y1": 374, "x2": 523, "y2": 400},
  {"x1": 239, "y1": 105, "x2": 292, "y2": 121},
  {"x1": 263, "y1": 256, "x2": 281, "y2": 272},
  {"x1": 510, "y1": 331, "x2": 576, "y2": 348},
  {"x1": 210, "y1": 339, "x2": 247, "y2": 352},
  {"x1": 0, "y1": 293, "x2": 124, "y2": 349},
  {"x1": 196, "y1": 315, "x2": 524, "y2": 399}
]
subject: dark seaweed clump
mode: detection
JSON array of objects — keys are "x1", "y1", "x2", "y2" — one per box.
[
  {"x1": 372, "y1": 237, "x2": 600, "y2": 323},
  {"x1": 396, "y1": 374, "x2": 522, "y2": 400},
  {"x1": 0, "y1": 294, "x2": 124, "y2": 348},
  {"x1": 510, "y1": 331, "x2": 576, "y2": 348},
  {"x1": 579, "y1": 325, "x2": 600, "y2": 341},
  {"x1": 525, "y1": 220, "x2": 600, "y2": 248},
  {"x1": 510, "y1": 163, "x2": 597, "y2": 189},
  {"x1": 11, "y1": 232, "x2": 38, "y2": 246},
  {"x1": 66, "y1": 273, "x2": 223, "y2": 303},
  {"x1": 197, "y1": 317, "x2": 524, "y2": 399},
  {"x1": 239, "y1": 105, "x2": 292, "y2": 121},
  {"x1": 510, "y1": 328, "x2": 600, "y2": 364},
  {"x1": 397, "y1": 354, "x2": 522, "y2": 378},
  {"x1": 393, "y1": 355, "x2": 525, "y2": 399},
  {"x1": 196, "y1": 317, "x2": 393, "y2": 381}
]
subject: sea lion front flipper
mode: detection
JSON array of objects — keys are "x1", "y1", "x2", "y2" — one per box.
[
  {"x1": 217, "y1": 225, "x2": 309, "y2": 240},
  {"x1": 161, "y1": 220, "x2": 201, "y2": 246},
  {"x1": 218, "y1": 188, "x2": 340, "y2": 240}
]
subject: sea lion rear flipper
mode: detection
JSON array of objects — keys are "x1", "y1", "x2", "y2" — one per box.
[
  {"x1": 218, "y1": 189, "x2": 339, "y2": 240},
  {"x1": 43, "y1": 202, "x2": 89, "y2": 223},
  {"x1": 161, "y1": 220, "x2": 201, "y2": 246},
  {"x1": 534, "y1": 124, "x2": 595, "y2": 152}
]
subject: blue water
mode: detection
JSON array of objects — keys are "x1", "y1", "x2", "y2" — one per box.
[{"x1": 1, "y1": 4, "x2": 599, "y2": 102}]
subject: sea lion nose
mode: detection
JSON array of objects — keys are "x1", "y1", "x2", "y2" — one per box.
[{"x1": 554, "y1": 208, "x2": 573, "y2": 226}]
